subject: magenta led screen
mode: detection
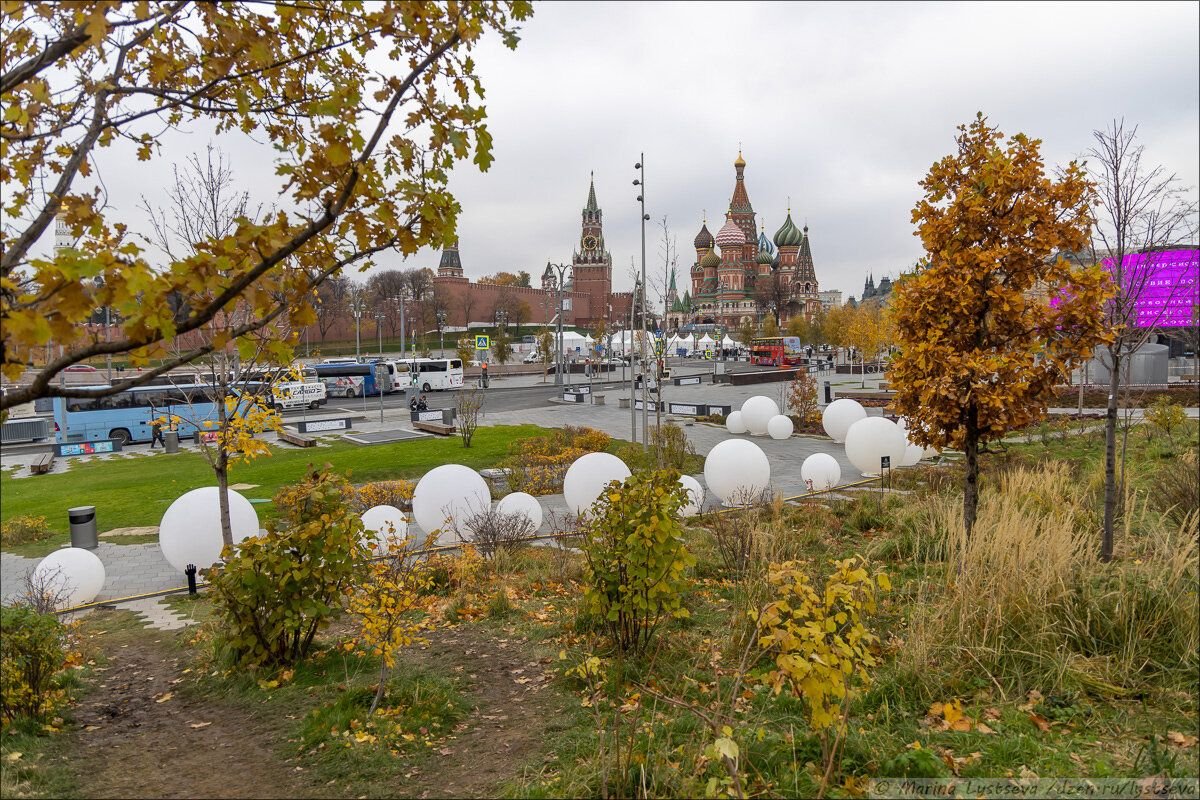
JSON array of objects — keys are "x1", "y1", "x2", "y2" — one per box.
[{"x1": 1103, "y1": 248, "x2": 1199, "y2": 328}]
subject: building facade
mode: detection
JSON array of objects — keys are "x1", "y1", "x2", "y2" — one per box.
[
  {"x1": 685, "y1": 152, "x2": 821, "y2": 330},
  {"x1": 432, "y1": 176, "x2": 632, "y2": 330}
]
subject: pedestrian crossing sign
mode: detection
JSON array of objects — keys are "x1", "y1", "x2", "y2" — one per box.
[{"x1": 475, "y1": 335, "x2": 490, "y2": 350}]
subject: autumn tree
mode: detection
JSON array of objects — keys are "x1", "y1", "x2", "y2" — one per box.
[
  {"x1": 314, "y1": 275, "x2": 352, "y2": 342},
  {"x1": 1087, "y1": 119, "x2": 1199, "y2": 561},
  {"x1": 762, "y1": 315, "x2": 779, "y2": 338},
  {"x1": 889, "y1": 114, "x2": 1112, "y2": 539},
  {"x1": 366, "y1": 270, "x2": 408, "y2": 339},
  {"x1": 537, "y1": 327, "x2": 553, "y2": 381},
  {"x1": 478, "y1": 271, "x2": 531, "y2": 287},
  {"x1": 1, "y1": 1, "x2": 533, "y2": 412}
]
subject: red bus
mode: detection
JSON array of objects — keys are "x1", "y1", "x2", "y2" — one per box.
[{"x1": 750, "y1": 336, "x2": 804, "y2": 367}]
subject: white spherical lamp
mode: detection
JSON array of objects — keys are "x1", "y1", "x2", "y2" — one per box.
[
  {"x1": 725, "y1": 410, "x2": 747, "y2": 435},
  {"x1": 901, "y1": 442, "x2": 924, "y2": 467},
  {"x1": 822, "y1": 399, "x2": 867, "y2": 443},
  {"x1": 412, "y1": 465, "x2": 491, "y2": 543},
  {"x1": 704, "y1": 439, "x2": 771, "y2": 504},
  {"x1": 678, "y1": 475, "x2": 705, "y2": 517},
  {"x1": 844, "y1": 417, "x2": 908, "y2": 477},
  {"x1": 159, "y1": 487, "x2": 260, "y2": 573},
  {"x1": 766, "y1": 414, "x2": 794, "y2": 440},
  {"x1": 496, "y1": 492, "x2": 544, "y2": 536},
  {"x1": 563, "y1": 452, "x2": 632, "y2": 516},
  {"x1": 741, "y1": 396, "x2": 780, "y2": 436},
  {"x1": 800, "y1": 453, "x2": 842, "y2": 492},
  {"x1": 361, "y1": 505, "x2": 408, "y2": 551},
  {"x1": 32, "y1": 548, "x2": 106, "y2": 609}
]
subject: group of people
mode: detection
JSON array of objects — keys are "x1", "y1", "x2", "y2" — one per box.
[{"x1": 409, "y1": 394, "x2": 429, "y2": 412}]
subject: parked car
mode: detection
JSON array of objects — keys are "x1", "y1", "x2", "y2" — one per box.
[{"x1": 62, "y1": 364, "x2": 98, "y2": 373}]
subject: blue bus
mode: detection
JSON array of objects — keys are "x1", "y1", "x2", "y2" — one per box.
[
  {"x1": 52, "y1": 384, "x2": 237, "y2": 446},
  {"x1": 312, "y1": 363, "x2": 394, "y2": 398}
]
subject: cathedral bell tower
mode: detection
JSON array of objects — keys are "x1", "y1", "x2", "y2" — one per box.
[{"x1": 571, "y1": 172, "x2": 614, "y2": 325}]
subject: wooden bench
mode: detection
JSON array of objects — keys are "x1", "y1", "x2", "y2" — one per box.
[
  {"x1": 413, "y1": 420, "x2": 456, "y2": 436},
  {"x1": 277, "y1": 428, "x2": 316, "y2": 448},
  {"x1": 29, "y1": 453, "x2": 55, "y2": 475}
]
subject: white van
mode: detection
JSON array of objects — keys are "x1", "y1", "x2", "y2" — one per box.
[{"x1": 399, "y1": 358, "x2": 465, "y2": 391}]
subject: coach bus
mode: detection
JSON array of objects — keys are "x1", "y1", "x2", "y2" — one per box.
[
  {"x1": 749, "y1": 336, "x2": 805, "y2": 368},
  {"x1": 397, "y1": 358, "x2": 465, "y2": 392},
  {"x1": 311, "y1": 362, "x2": 394, "y2": 398},
  {"x1": 52, "y1": 384, "x2": 229, "y2": 446}
]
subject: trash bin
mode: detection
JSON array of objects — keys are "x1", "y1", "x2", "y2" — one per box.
[
  {"x1": 164, "y1": 430, "x2": 179, "y2": 454},
  {"x1": 68, "y1": 506, "x2": 98, "y2": 549}
]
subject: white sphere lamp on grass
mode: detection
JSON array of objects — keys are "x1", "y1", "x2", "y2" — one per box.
[
  {"x1": 800, "y1": 453, "x2": 842, "y2": 492},
  {"x1": 704, "y1": 439, "x2": 771, "y2": 505},
  {"x1": 725, "y1": 410, "x2": 747, "y2": 435},
  {"x1": 361, "y1": 505, "x2": 408, "y2": 551},
  {"x1": 899, "y1": 416, "x2": 939, "y2": 462},
  {"x1": 844, "y1": 417, "x2": 908, "y2": 477},
  {"x1": 678, "y1": 475, "x2": 705, "y2": 517},
  {"x1": 496, "y1": 492, "x2": 544, "y2": 536},
  {"x1": 766, "y1": 414, "x2": 794, "y2": 440},
  {"x1": 741, "y1": 396, "x2": 780, "y2": 436},
  {"x1": 412, "y1": 464, "x2": 491, "y2": 545},
  {"x1": 32, "y1": 548, "x2": 106, "y2": 609},
  {"x1": 563, "y1": 452, "x2": 632, "y2": 516},
  {"x1": 822, "y1": 399, "x2": 867, "y2": 443},
  {"x1": 159, "y1": 486, "x2": 260, "y2": 574}
]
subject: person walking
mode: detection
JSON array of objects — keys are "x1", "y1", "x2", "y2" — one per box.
[{"x1": 150, "y1": 414, "x2": 165, "y2": 449}]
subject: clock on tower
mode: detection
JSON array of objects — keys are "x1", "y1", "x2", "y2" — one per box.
[{"x1": 583, "y1": 235, "x2": 597, "y2": 250}]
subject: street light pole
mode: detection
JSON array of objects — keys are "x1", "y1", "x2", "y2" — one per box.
[
  {"x1": 547, "y1": 262, "x2": 569, "y2": 388},
  {"x1": 436, "y1": 309, "x2": 447, "y2": 357},
  {"x1": 350, "y1": 297, "x2": 365, "y2": 361},
  {"x1": 634, "y1": 154, "x2": 649, "y2": 451},
  {"x1": 375, "y1": 312, "x2": 385, "y2": 356}
]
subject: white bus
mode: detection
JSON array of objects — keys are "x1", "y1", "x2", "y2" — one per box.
[{"x1": 400, "y1": 358, "x2": 465, "y2": 392}]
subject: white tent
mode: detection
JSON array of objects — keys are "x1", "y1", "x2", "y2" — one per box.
[
  {"x1": 721, "y1": 334, "x2": 739, "y2": 349},
  {"x1": 697, "y1": 334, "x2": 716, "y2": 348}
]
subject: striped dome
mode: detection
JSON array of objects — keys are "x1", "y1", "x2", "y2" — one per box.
[
  {"x1": 773, "y1": 213, "x2": 803, "y2": 248},
  {"x1": 756, "y1": 247, "x2": 774, "y2": 265},
  {"x1": 700, "y1": 248, "x2": 721, "y2": 269},
  {"x1": 693, "y1": 223, "x2": 715, "y2": 250},
  {"x1": 757, "y1": 230, "x2": 775, "y2": 256},
  {"x1": 715, "y1": 216, "x2": 745, "y2": 249}
]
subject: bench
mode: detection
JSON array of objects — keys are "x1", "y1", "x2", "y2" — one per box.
[
  {"x1": 413, "y1": 420, "x2": 456, "y2": 436},
  {"x1": 277, "y1": 428, "x2": 316, "y2": 448},
  {"x1": 29, "y1": 453, "x2": 55, "y2": 475}
]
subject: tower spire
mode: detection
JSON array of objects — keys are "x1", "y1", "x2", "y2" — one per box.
[{"x1": 585, "y1": 171, "x2": 598, "y2": 212}]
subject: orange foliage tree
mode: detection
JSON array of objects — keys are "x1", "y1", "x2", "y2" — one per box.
[{"x1": 889, "y1": 114, "x2": 1113, "y2": 538}]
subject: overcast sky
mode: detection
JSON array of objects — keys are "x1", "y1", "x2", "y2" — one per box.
[{"x1": 44, "y1": 1, "x2": 1200, "y2": 305}]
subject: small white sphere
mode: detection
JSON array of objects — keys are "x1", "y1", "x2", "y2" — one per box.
[
  {"x1": 704, "y1": 439, "x2": 771, "y2": 504},
  {"x1": 822, "y1": 399, "x2": 867, "y2": 443},
  {"x1": 361, "y1": 505, "x2": 408, "y2": 551},
  {"x1": 800, "y1": 452, "x2": 842, "y2": 492},
  {"x1": 496, "y1": 492, "x2": 543, "y2": 536},
  {"x1": 766, "y1": 414, "x2": 794, "y2": 440},
  {"x1": 725, "y1": 410, "x2": 747, "y2": 435},
  {"x1": 741, "y1": 396, "x2": 780, "y2": 436},
  {"x1": 679, "y1": 475, "x2": 705, "y2": 517},
  {"x1": 844, "y1": 417, "x2": 908, "y2": 476},
  {"x1": 901, "y1": 442, "x2": 924, "y2": 467},
  {"x1": 563, "y1": 452, "x2": 632, "y2": 516},
  {"x1": 413, "y1": 465, "x2": 491, "y2": 544},
  {"x1": 32, "y1": 548, "x2": 106, "y2": 609},
  {"x1": 159, "y1": 487, "x2": 260, "y2": 573}
]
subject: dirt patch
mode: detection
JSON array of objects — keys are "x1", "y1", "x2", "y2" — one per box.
[
  {"x1": 67, "y1": 610, "x2": 318, "y2": 799},
  {"x1": 98, "y1": 526, "x2": 158, "y2": 539},
  {"x1": 393, "y1": 624, "x2": 567, "y2": 799}
]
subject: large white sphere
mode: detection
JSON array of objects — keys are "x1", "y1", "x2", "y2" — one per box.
[
  {"x1": 413, "y1": 465, "x2": 491, "y2": 542},
  {"x1": 496, "y1": 492, "x2": 543, "y2": 536},
  {"x1": 899, "y1": 417, "x2": 939, "y2": 460},
  {"x1": 361, "y1": 505, "x2": 408, "y2": 551},
  {"x1": 563, "y1": 452, "x2": 631, "y2": 516},
  {"x1": 741, "y1": 396, "x2": 780, "y2": 436},
  {"x1": 844, "y1": 417, "x2": 908, "y2": 476},
  {"x1": 800, "y1": 453, "x2": 842, "y2": 492},
  {"x1": 159, "y1": 487, "x2": 260, "y2": 573},
  {"x1": 704, "y1": 439, "x2": 771, "y2": 504},
  {"x1": 32, "y1": 548, "x2": 106, "y2": 609},
  {"x1": 901, "y1": 442, "x2": 924, "y2": 467},
  {"x1": 822, "y1": 399, "x2": 867, "y2": 443},
  {"x1": 679, "y1": 475, "x2": 705, "y2": 517},
  {"x1": 725, "y1": 410, "x2": 747, "y2": 435},
  {"x1": 766, "y1": 414, "x2": 794, "y2": 440}
]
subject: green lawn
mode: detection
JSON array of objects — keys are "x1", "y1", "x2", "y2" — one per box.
[{"x1": 0, "y1": 425, "x2": 545, "y2": 555}]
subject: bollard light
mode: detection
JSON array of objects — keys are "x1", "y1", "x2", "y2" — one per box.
[{"x1": 185, "y1": 563, "x2": 198, "y2": 594}]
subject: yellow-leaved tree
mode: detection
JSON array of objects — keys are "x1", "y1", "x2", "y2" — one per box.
[
  {"x1": 1, "y1": 0, "x2": 533, "y2": 411},
  {"x1": 889, "y1": 114, "x2": 1113, "y2": 539}
]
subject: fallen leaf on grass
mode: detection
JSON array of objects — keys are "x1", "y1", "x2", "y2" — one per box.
[
  {"x1": 83, "y1": 725, "x2": 101, "y2": 732},
  {"x1": 4, "y1": 752, "x2": 22, "y2": 763},
  {"x1": 984, "y1": 707, "x2": 1002, "y2": 721},
  {"x1": 189, "y1": 722, "x2": 212, "y2": 729},
  {"x1": 154, "y1": 692, "x2": 173, "y2": 704},
  {"x1": 1018, "y1": 690, "x2": 1044, "y2": 712},
  {"x1": 1028, "y1": 713, "x2": 1053, "y2": 733},
  {"x1": 1166, "y1": 731, "x2": 1198, "y2": 748}
]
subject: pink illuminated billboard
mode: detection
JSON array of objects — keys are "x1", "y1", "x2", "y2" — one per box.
[{"x1": 1105, "y1": 248, "x2": 1199, "y2": 328}]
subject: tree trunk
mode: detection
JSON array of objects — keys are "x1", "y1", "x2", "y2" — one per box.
[
  {"x1": 1101, "y1": 351, "x2": 1120, "y2": 562},
  {"x1": 962, "y1": 405, "x2": 980, "y2": 569},
  {"x1": 216, "y1": 397, "x2": 234, "y2": 548}
]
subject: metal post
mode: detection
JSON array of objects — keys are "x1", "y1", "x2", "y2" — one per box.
[
  {"x1": 636, "y1": 154, "x2": 649, "y2": 452},
  {"x1": 376, "y1": 313, "x2": 384, "y2": 356},
  {"x1": 104, "y1": 305, "x2": 112, "y2": 382},
  {"x1": 629, "y1": 282, "x2": 637, "y2": 443},
  {"x1": 185, "y1": 564, "x2": 198, "y2": 595},
  {"x1": 399, "y1": 295, "x2": 406, "y2": 359}
]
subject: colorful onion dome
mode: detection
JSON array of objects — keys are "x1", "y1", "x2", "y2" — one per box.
[
  {"x1": 757, "y1": 228, "x2": 775, "y2": 256},
  {"x1": 757, "y1": 246, "x2": 774, "y2": 265},
  {"x1": 700, "y1": 248, "x2": 721, "y2": 269},
  {"x1": 693, "y1": 222, "x2": 715, "y2": 250},
  {"x1": 773, "y1": 212, "x2": 803, "y2": 248},
  {"x1": 715, "y1": 215, "x2": 745, "y2": 249},
  {"x1": 734, "y1": 149, "x2": 746, "y2": 168}
]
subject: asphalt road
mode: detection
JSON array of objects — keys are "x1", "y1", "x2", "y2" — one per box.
[{"x1": 320, "y1": 376, "x2": 641, "y2": 416}]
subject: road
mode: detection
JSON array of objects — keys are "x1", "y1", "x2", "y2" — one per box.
[{"x1": 318, "y1": 376, "x2": 644, "y2": 416}]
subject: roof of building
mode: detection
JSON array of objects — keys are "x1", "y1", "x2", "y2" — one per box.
[
  {"x1": 585, "y1": 172, "x2": 598, "y2": 212},
  {"x1": 715, "y1": 215, "x2": 746, "y2": 249},
  {"x1": 693, "y1": 222, "x2": 714, "y2": 250},
  {"x1": 700, "y1": 248, "x2": 722, "y2": 268},
  {"x1": 734, "y1": 149, "x2": 746, "y2": 168},
  {"x1": 773, "y1": 213, "x2": 803, "y2": 248},
  {"x1": 795, "y1": 228, "x2": 817, "y2": 283},
  {"x1": 438, "y1": 239, "x2": 462, "y2": 272}
]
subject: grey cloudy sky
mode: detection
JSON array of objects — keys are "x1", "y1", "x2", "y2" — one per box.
[{"x1": 48, "y1": 1, "x2": 1200, "y2": 305}]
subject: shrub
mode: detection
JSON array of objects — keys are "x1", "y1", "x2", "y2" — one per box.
[
  {"x1": 353, "y1": 480, "x2": 416, "y2": 512},
  {"x1": 0, "y1": 605, "x2": 73, "y2": 723},
  {"x1": 0, "y1": 515, "x2": 52, "y2": 547},
  {"x1": 209, "y1": 469, "x2": 366, "y2": 669},
  {"x1": 1144, "y1": 395, "x2": 1187, "y2": 445},
  {"x1": 503, "y1": 426, "x2": 611, "y2": 495},
  {"x1": 786, "y1": 370, "x2": 821, "y2": 424},
  {"x1": 580, "y1": 468, "x2": 694, "y2": 653},
  {"x1": 1153, "y1": 449, "x2": 1199, "y2": 526}
]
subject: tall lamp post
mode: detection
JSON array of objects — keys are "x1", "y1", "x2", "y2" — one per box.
[
  {"x1": 374, "y1": 311, "x2": 386, "y2": 356},
  {"x1": 349, "y1": 295, "x2": 366, "y2": 361},
  {"x1": 494, "y1": 308, "x2": 508, "y2": 374},
  {"x1": 633, "y1": 155, "x2": 650, "y2": 451},
  {"x1": 436, "y1": 309, "x2": 447, "y2": 357},
  {"x1": 545, "y1": 262, "x2": 570, "y2": 387}
]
